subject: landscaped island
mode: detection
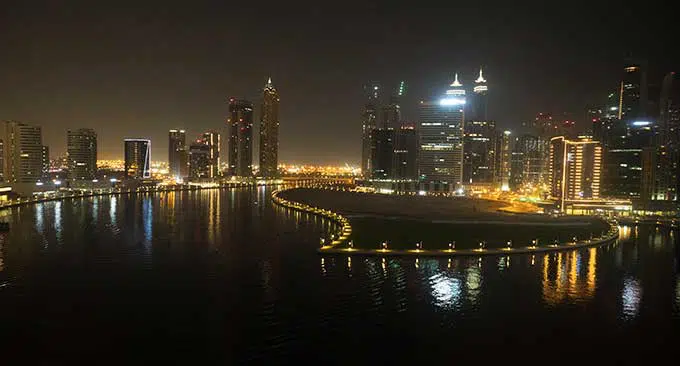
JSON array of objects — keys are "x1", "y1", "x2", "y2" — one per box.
[{"x1": 278, "y1": 188, "x2": 612, "y2": 250}]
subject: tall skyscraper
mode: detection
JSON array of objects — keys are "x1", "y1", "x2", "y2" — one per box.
[
  {"x1": 393, "y1": 125, "x2": 418, "y2": 180},
  {"x1": 168, "y1": 129, "x2": 186, "y2": 179},
  {"x1": 67, "y1": 128, "x2": 97, "y2": 180},
  {"x1": 652, "y1": 72, "x2": 680, "y2": 201},
  {"x1": 259, "y1": 77, "x2": 280, "y2": 178},
  {"x1": 509, "y1": 134, "x2": 543, "y2": 191},
  {"x1": 202, "y1": 131, "x2": 221, "y2": 178},
  {"x1": 41, "y1": 146, "x2": 49, "y2": 180},
  {"x1": 494, "y1": 130, "x2": 512, "y2": 191},
  {"x1": 463, "y1": 120, "x2": 496, "y2": 185},
  {"x1": 189, "y1": 140, "x2": 211, "y2": 179},
  {"x1": 618, "y1": 60, "x2": 648, "y2": 121},
  {"x1": 549, "y1": 136, "x2": 602, "y2": 211},
  {"x1": 124, "y1": 139, "x2": 151, "y2": 179},
  {"x1": 380, "y1": 81, "x2": 405, "y2": 130},
  {"x1": 1, "y1": 121, "x2": 43, "y2": 183},
  {"x1": 361, "y1": 82, "x2": 380, "y2": 177},
  {"x1": 228, "y1": 98, "x2": 254, "y2": 176},
  {"x1": 418, "y1": 74, "x2": 465, "y2": 191},
  {"x1": 473, "y1": 68, "x2": 488, "y2": 121}
]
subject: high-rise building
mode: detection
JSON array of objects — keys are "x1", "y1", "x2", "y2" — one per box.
[
  {"x1": 618, "y1": 61, "x2": 648, "y2": 122},
  {"x1": 370, "y1": 129, "x2": 394, "y2": 179},
  {"x1": 473, "y1": 68, "x2": 488, "y2": 121},
  {"x1": 463, "y1": 120, "x2": 496, "y2": 185},
  {"x1": 549, "y1": 136, "x2": 602, "y2": 211},
  {"x1": 259, "y1": 77, "x2": 280, "y2": 178},
  {"x1": 202, "y1": 131, "x2": 221, "y2": 178},
  {"x1": 124, "y1": 139, "x2": 151, "y2": 179},
  {"x1": 41, "y1": 146, "x2": 49, "y2": 180},
  {"x1": 494, "y1": 130, "x2": 512, "y2": 190},
  {"x1": 393, "y1": 125, "x2": 418, "y2": 180},
  {"x1": 418, "y1": 74, "x2": 466, "y2": 191},
  {"x1": 227, "y1": 98, "x2": 254, "y2": 176},
  {"x1": 1, "y1": 121, "x2": 43, "y2": 183},
  {"x1": 361, "y1": 82, "x2": 380, "y2": 177},
  {"x1": 189, "y1": 141, "x2": 211, "y2": 179},
  {"x1": 509, "y1": 134, "x2": 543, "y2": 191},
  {"x1": 168, "y1": 129, "x2": 186, "y2": 179},
  {"x1": 652, "y1": 72, "x2": 680, "y2": 201},
  {"x1": 67, "y1": 128, "x2": 97, "y2": 180},
  {"x1": 380, "y1": 81, "x2": 405, "y2": 130}
]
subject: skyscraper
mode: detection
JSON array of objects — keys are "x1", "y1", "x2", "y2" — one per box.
[
  {"x1": 1, "y1": 121, "x2": 43, "y2": 183},
  {"x1": 494, "y1": 130, "x2": 512, "y2": 191},
  {"x1": 168, "y1": 129, "x2": 186, "y2": 179},
  {"x1": 67, "y1": 128, "x2": 97, "y2": 180},
  {"x1": 259, "y1": 77, "x2": 280, "y2": 178},
  {"x1": 463, "y1": 120, "x2": 496, "y2": 185},
  {"x1": 228, "y1": 98, "x2": 254, "y2": 176},
  {"x1": 380, "y1": 81, "x2": 405, "y2": 130},
  {"x1": 473, "y1": 68, "x2": 488, "y2": 121},
  {"x1": 509, "y1": 134, "x2": 543, "y2": 191},
  {"x1": 124, "y1": 139, "x2": 151, "y2": 179},
  {"x1": 653, "y1": 72, "x2": 680, "y2": 201},
  {"x1": 361, "y1": 82, "x2": 380, "y2": 177},
  {"x1": 393, "y1": 125, "x2": 418, "y2": 180},
  {"x1": 202, "y1": 131, "x2": 221, "y2": 178},
  {"x1": 189, "y1": 140, "x2": 211, "y2": 179},
  {"x1": 618, "y1": 61, "x2": 648, "y2": 121},
  {"x1": 549, "y1": 136, "x2": 602, "y2": 212},
  {"x1": 418, "y1": 74, "x2": 465, "y2": 191}
]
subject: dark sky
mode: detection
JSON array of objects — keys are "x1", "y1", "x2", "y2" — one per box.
[{"x1": 1, "y1": 1, "x2": 677, "y2": 164}]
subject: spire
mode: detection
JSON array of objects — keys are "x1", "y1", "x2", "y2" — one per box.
[
  {"x1": 450, "y1": 73, "x2": 463, "y2": 87},
  {"x1": 475, "y1": 68, "x2": 487, "y2": 83},
  {"x1": 267, "y1": 77, "x2": 272, "y2": 86}
]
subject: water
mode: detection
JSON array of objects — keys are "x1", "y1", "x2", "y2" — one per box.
[{"x1": 0, "y1": 187, "x2": 679, "y2": 363}]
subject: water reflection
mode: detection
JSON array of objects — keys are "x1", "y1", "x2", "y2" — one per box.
[
  {"x1": 54, "y1": 201, "x2": 62, "y2": 241},
  {"x1": 92, "y1": 196, "x2": 99, "y2": 224},
  {"x1": 109, "y1": 196, "x2": 117, "y2": 225},
  {"x1": 621, "y1": 277, "x2": 642, "y2": 320},
  {"x1": 35, "y1": 204, "x2": 44, "y2": 233},
  {"x1": 142, "y1": 198, "x2": 153, "y2": 253},
  {"x1": 430, "y1": 272, "x2": 462, "y2": 310},
  {"x1": 542, "y1": 248, "x2": 597, "y2": 305},
  {"x1": 464, "y1": 262, "x2": 482, "y2": 304}
]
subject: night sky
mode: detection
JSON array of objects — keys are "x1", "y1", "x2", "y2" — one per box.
[{"x1": 1, "y1": 2, "x2": 677, "y2": 164}]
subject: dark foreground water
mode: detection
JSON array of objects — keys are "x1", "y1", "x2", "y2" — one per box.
[{"x1": 0, "y1": 187, "x2": 679, "y2": 363}]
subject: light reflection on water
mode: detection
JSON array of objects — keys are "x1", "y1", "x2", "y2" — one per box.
[{"x1": 622, "y1": 277, "x2": 642, "y2": 320}]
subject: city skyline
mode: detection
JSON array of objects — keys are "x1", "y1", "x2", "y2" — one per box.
[{"x1": 1, "y1": 3, "x2": 677, "y2": 164}]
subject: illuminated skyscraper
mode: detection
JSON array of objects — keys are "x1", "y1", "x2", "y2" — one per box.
[
  {"x1": 168, "y1": 129, "x2": 186, "y2": 178},
  {"x1": 418, "y1": 74, "x2": 465, "y2": 191},
  {"x1": 202, "y1": 131, "x2": 221, "y2": 178},
  {"x1": 41, "y1": 145, "x2": 49, "y2": 180},
  {"x1": 463, "y1": 120, "x2": 496, "y2": 185},
  {"x1": 473, "y1": 68, "x2": 488, "y2": 121},
  {"x1": 68, "y1": 128, "x2": 97, "y2": 180},
  {"x1": 549, "y1": 136, "x2": 602, "y2": 211},
  {"x1": 189, "y1": 140, "x2": 211, "y2": 179},
  {"x1": 654, "y1": 72, "x2": 680, "y2": 201},
  {"x1": 361, "y1": 82, "x2": 380, "y2": 177},
  {"x1": 618, "y1": 60, "x2": 648, "y2": 122},
  {"x1": 259, "y1": 78, "x2": 280, "y2": 178},
  {"x1": 228, "y1": 98, "x2": 254, "y2": 176},
  {"x1": 1, "y1": 121, "x2": 43, "y2": 183},
  {"x1": 494, "y1": 130, "x2": 512, "y2": 190},
  {"x1": 124, "y1": 138, "x2": 151, "y2": 179}
]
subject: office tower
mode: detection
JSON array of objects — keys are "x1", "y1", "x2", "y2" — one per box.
[
  {"x1": 41, "y1": 146, "x2": 49, "y2": 180},
  {"x1": 618, "y1": 60, "x2": 648, "y2": 121},
  {"x1": 370, "y1": 129, "x2": 394, "y2": 179},
  {"x1": 259, "y1": 77, "x2": 280, "y2": 178},
  {"x1": 168, "y1": 129, "x2": 186, "y2": 179},
  {"x1": 0, "y1": 139, "x2": 4, "y2": 181},
  {"x1": 393, "y1": 125, "x2": 418, "y2": 180},
  {"x1": 418, "y1": 74, "x2": 466, "y2": 191},
  {"x1": 189, "y1": 141, "x2": 211, "y2": 179},
  {"x1": 361, "y1": 82, "x2": 380, "y2": 177},
  {"x1": 549, "y1": 137, "x2": 602, "y2": 211},
  {"x1": 494, "y1": 130, "x2": 512, "y2": 190},
  {"x1": 67, "y1": 128, "x2": 97, "y2": 180},
  {"x1": 1, "y1": 121, "x2": 43, "y2": 183},
  {"x1": 654, "y1": 72, "x2": 680, "y2": 201},
  {"x1": 463, "y1": 120, "x2": 496, "y2": 184},
  {"x1": 509, "y1": 134, "x2": 543, "y2": 191},
  {"x1": 227, "y1": 98, "x2": 254, "y2": 176},
  {"x1": 124, "y1": 139, "x2": 151, "y2": 179},
  {"x1": 473, "y1": 68, "x2": 488, "y2": 121},
  {"x1": 202, "y1": 131, "x2": 221, "y2": 178},
  {"x1": 380, "y1": 81, "x2": 405, "y2": 130}
]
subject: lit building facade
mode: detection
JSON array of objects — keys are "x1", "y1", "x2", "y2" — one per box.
[
  {"x1": 361, "y1": 82, "x2": 380, "y2": 177},
  {"x1": 393, "y1": 125, "x2": 418, "y2": 180},
  {"x1": 1, "y1": 121, "x2": 43, "y2": 183},
  {"x1": 68, "y1": 128, "x2": 97, "y2": 180},
  {"x1": 227, "y1": 98, "x2": 254, "y2": 176},
  {"x1": 549, "y1": 136, "x2": 602, "y2": 211},
  {"x1": 463, "y1": 120, "x2": 496, "y2": 185},
  {"x1": 370, "y1": 129, "x2": 393, "y2": 179},
  {"x1": 124, "y1": 138, "x2": 151, "y2": 179},
  {"x1": 494, "y1": 130, "x2": 512, "y2": 190},
  {"x1": 472, "y1": 68, "x2": 488, "y2": 122},
  {"x1": 168, "y1": 129, "x2": 186, "y2": 179},
  {"x1": 510, "y1": 134, "x2": 544, "y2": 191},
  {"x1": 259, "y1": 78, "x2": 280, "y2": 178},
  {"x1": 202, "y1": 131, "x2": 220, "y2": 178},
  {"x1": 41, "y1": 145, "x2": 49, "y2": 180},
  {"x1": 189, "y1": 141, "x2": 211, "y2": 179},
  {"x1": 418, "y1": 74, "x2": 465, "y2": 191},
  {"x1": 652, "y1": 72, "x2": 680, "y2": 201}
]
